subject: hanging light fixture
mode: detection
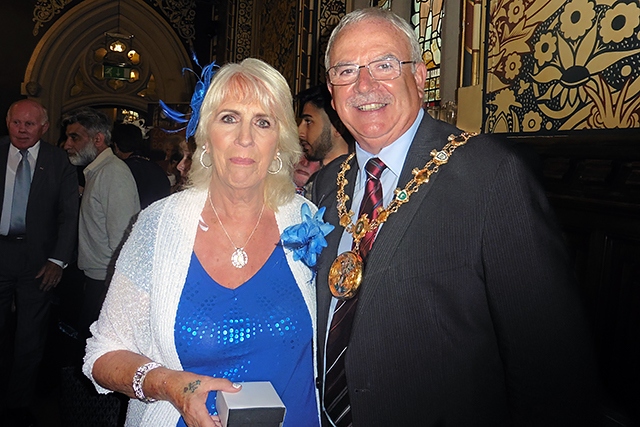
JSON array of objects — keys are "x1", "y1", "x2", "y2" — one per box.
[{"x1": 102, "y1": 0, "x2": 140, "y2": 82}]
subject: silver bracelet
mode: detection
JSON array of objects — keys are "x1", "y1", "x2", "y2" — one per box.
[{"x1": 132, "y1": 362, "x2": 163, "y2": 403}]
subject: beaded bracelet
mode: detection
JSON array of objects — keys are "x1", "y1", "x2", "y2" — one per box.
[{"x1": 132, "y1": 362, "x2": 163, "y2": 403}]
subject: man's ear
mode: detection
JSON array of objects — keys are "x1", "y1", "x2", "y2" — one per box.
[
  {"x1": 413, "y1": 61, "x2": 428, "y2": 95},
  {"x1": 332, "y1": 122, "x2": 347, "y2": 140},
  {"x1": 327, "y1": 82, "x2": 335, "y2": 110},
  {"x1": 94, "y1": 132, "x2": 106, "y2": 149}
]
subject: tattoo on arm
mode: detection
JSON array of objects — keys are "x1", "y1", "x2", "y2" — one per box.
[{"x1": 183, "y1": 379, "x2": 201, "y2": 394}]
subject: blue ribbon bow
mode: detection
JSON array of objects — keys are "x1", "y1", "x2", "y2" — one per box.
[{"x1": 281, "y1": 204, "x2": 335, "y2": 269}]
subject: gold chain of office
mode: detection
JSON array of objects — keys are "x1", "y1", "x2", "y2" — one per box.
[
  {"x1": 328, "y1": 131, "x2": 476, "y2": 300},
  {"x1": 336, "y1": 131, "x2": 476, "y2": 249}
]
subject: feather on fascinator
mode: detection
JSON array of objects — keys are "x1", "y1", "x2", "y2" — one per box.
[{"x1": 159, "y1": 58, "x2": 220, "y2": 138}]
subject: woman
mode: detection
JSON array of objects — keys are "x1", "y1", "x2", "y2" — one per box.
[
  {"x1": 175, "y1": 137, "x2": 197, "y2": 190},
  {"x1": 83, "y1": 59, "x2": 325, "y2": 427}
]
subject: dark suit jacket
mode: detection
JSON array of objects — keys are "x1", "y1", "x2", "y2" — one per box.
[
  {"x1": 124, "y1": 154, "x2": 170, "y2": 209},
  {"x1": 313, "y1": 112, "x2": 598, "y2": 426},
  {"x1": 0, "y1": 137, "x2": 78, "y2": 270}
]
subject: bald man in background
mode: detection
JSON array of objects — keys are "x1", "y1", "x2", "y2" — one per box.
[{"x1": 0, "y1": 99, "x2": 78, "y2": 426}]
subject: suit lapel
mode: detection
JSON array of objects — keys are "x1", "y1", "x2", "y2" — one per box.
[
  {"x1": 320, "y1": 155, "x2": 357, "y2": 257},
  {"x1": 0, "y1": 140, "x2": 9, "y2": 207},
  {"x1": 355, "y1": 113, "x2": 450, "y2": 313},
  {"x1": 316, "y1": 155, "x2": 358, "y2": 348},
  {"x1": 0, "y1": 140, "x2": 51, "y2": 207},
  {"x1": 29, "y1": 141, "x2": 50, "y2": 202}
]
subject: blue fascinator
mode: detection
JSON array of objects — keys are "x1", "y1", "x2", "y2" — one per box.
[
  {"x1": 159, "y1": 57, "x2": 219, "y2": 138},
  {"x1": 281, "y1": 204, "x2": 335, "y2": 270}
]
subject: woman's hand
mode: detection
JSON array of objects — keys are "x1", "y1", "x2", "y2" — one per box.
[
  {"x1": 147, "y1": 368, "x2": 241, "y2": 427},
  {"x1": 92, "y1": 351, "x2": 241, "y2": 427}
]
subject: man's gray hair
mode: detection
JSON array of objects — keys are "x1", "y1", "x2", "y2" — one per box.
[
  {"x1": 324, "y1": 7, "x2": 422, "y2": 70},
  {"x1": 61, "y1": 107, "x2": 112, "y2": 146}
]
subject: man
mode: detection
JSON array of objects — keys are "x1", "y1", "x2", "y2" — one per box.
[
  {"x1": 62, "y1": 107, "x2": 139, "y2": 339},
  {"x1": 297, "y1": 85, "x2": 351, "y2": 166},
  {"x1": 293, "y1": 152, "x2": 322, "y2": 198},
  {"x1": 112, "y1": 122, "x2": 170, "y2": 209},
  {"x1": 0, "y1": 99, "x2": 78, "y2": 425},
  {"x1": 313, "y1": 8, "x2": 598, "y2": 426}
]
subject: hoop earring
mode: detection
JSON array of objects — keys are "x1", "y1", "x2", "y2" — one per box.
[
  {"x1": 267, "y1": 152, "x2": 282, "y2": 174},
  {"x1": 199, "y1": 146, "x2": 212, "y2": 169}
]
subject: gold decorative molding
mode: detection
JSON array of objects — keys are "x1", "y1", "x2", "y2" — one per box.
[
  {"x1": 319, "y1": 0, "x2": 347, "y2": 76},
  {"x1": 153, "y1": 0, "x2": 197, "y2": 44},
  {"x1": 33, "y1": 0, "x2": 74, "y2": 36},
  {"x1": 232, "y1": 0, "x2": 254, "y2": 62},
  {"x1": 258, "y1": 0, "x2": 297, "y2": 80},
  {"x1": 70, "y1": 68, "x2": 96, "y2": 97},
  {"x1": 137, "y1": 74, "x2": 158, "y2": 100}
]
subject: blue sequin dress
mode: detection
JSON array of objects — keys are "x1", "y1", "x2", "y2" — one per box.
[{"x1": 175, "y1": 246, "x2": 319, "y2": 427}]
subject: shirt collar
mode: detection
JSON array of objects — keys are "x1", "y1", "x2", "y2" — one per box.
[
  {"x1": 9, "y1": 140, "x2": 41, "y2": 159},
  {"x1": 354, "y1": 108, "x2": 424, "y2": 182},
  {"x1": 84, "y1": 147, "x2": 114, "y2": 174}
]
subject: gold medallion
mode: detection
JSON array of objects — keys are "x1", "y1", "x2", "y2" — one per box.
[
  {"x1": 329, "y1": 131, "x2": 476, "y2": 299},
  {"x1": 328, "y1": 251, "x2": 364, "y2": 300}
]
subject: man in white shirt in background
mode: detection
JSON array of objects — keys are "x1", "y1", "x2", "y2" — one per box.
[{"x1": 62, "y1": 107, "x2": 139, "y2": 341}]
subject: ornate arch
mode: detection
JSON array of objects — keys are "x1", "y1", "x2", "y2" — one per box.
[{"x1": 23, "y1": 0, "x2": 193, "y2": 142}]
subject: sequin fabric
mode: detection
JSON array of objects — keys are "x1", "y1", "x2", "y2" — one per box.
[
  {"x1": 83, "y1": 189, "x2": 319, "y2": 426},
  {"x1": 175, "y1": 247, "x2": 319, "y2": 427}
]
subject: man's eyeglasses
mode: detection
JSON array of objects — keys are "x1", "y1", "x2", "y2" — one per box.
[{"x1": 326, "y1": 58, "x2": 415, "y2": 86}]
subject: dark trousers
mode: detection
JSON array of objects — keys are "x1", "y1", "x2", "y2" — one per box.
[
  {"x1": 0, "y1": 238, "x2": 52, "y2": 409},
  {"x1": 76, "y1": 275, "x2": 108, "y2": 341}
]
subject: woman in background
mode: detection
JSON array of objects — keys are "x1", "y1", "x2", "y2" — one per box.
[{"x1": 175, "y1": 137, "x2": 197, "y2": 190}]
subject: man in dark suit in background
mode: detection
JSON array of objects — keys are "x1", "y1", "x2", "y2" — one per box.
[
  {"x1": 0, "y1": 99, "x2": 78, "y2": 425},
  {"x1": 112, "y1": 122, "x2": 170, "y2": 209},
  {"x1": 313, "y1": 8, "x2": 598, "y2": 427}
]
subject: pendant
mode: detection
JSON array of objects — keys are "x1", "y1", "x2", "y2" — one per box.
[
  {"x1": 328, "y1": 251, "x2": 364, "y2": 300},
  {"x1": 231, "y1": 248, "x2": 248, "y2": 268}
]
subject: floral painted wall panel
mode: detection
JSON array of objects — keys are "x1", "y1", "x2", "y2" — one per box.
[
  {"x1": 484, "y1": 0, "x2": 640, "y2": 133},
  {"x1": 318, "y1": 0, "x2": 348, "y2": 80}
]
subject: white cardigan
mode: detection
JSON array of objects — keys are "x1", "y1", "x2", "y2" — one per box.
[{"x1": 83, "y1": 187, "x2": 320, "y2": 426}]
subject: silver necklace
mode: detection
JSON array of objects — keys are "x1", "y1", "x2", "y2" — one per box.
[{"x1": 207, "y1": 193, "x2": 265, "y2": 268}]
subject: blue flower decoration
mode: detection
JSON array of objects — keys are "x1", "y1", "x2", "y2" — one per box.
[
  {"x1": 159, "y1": 60, "x2": 219, "y2": 138},
  {"x1": 281, "y1": 204, "x2": 335, "y2": 269}
]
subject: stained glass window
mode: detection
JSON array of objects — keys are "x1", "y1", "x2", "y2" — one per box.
[
  {"x1": 412, "y1": 0, "x2": 444, "y2": 105},
  {"x1": 372, "y1": 0, "x2": 391, "y2": 9}
]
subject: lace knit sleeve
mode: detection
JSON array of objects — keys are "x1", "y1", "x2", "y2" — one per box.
[{"x1": 82, "y1": 204, "x2": 162, "y2": 393}]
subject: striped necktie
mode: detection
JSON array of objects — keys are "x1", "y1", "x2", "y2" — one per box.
[
  {"x1": 323, "y1": 157, "x2": 386, "y2": 426},
  {"x1": 9, "y1": 149, "x2": 31, "y2": 235}
]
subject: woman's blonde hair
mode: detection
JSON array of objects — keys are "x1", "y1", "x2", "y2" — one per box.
[{"x1": 189, "y1": 58, "x2": 301, "y2": 210}]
